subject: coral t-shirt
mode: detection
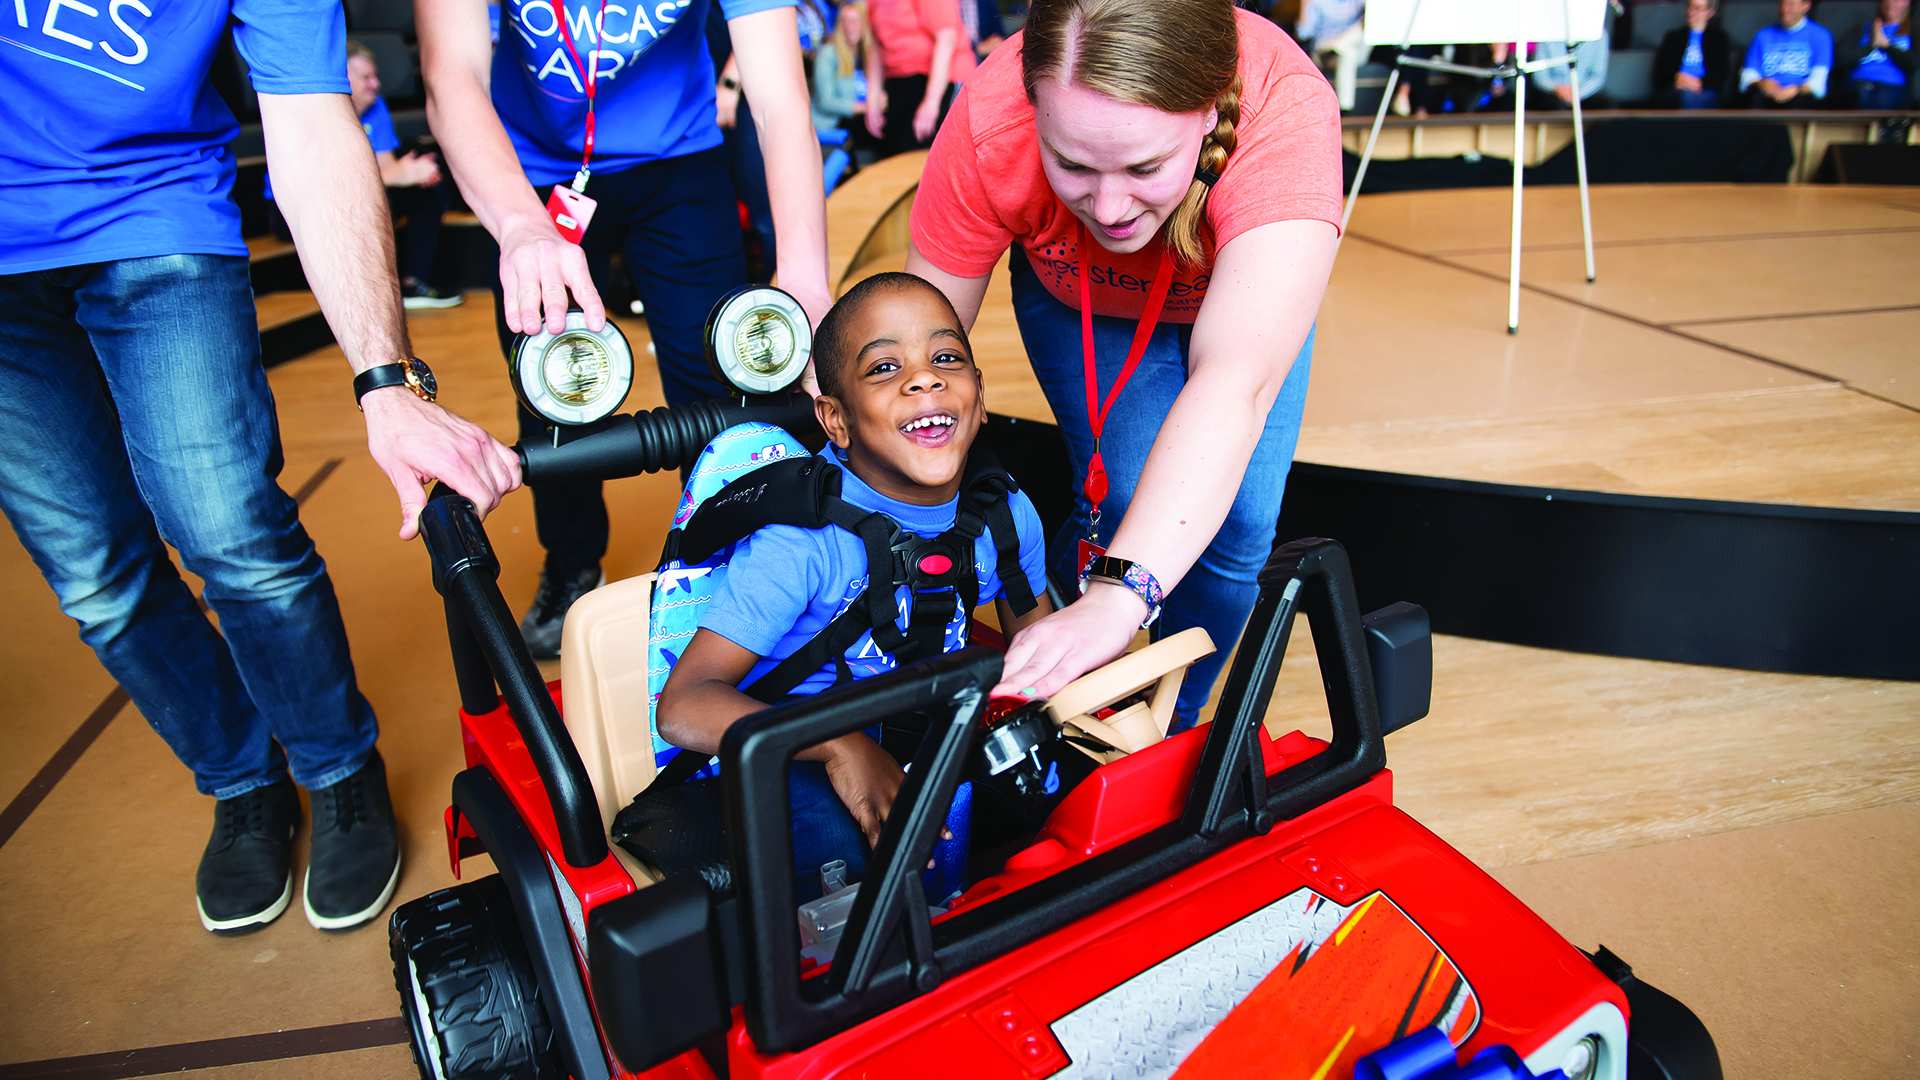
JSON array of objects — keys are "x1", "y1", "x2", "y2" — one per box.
[
  {"x1": 910, "y1": 9, "x2": 1341, "y2": 323},
  {"x1": 871, "y1": 0, "x2": 977, "y2": 82}
]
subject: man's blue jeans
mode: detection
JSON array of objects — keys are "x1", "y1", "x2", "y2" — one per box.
[
  {"x1": 0, "y1": 254, "x2": 377, "y2": 798},
  {"x1": 1009, "y1": 252, "x2": 1313, "y2": 723}
]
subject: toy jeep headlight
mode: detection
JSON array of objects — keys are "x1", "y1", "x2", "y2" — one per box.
[
  {"x1": 510, "y1": 312, "x2": 635, "y2": 426},
  {"x1": 704, "y1": 286, "x2": 811, "y2": 396}
]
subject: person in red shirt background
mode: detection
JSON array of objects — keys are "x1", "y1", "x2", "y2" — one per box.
[
  {"x1": 907, "y1": 0, "x2": 1341, "y2": 722},
  {"x1": 865, "y1": 0, "x2": 976, "y2": 154}
]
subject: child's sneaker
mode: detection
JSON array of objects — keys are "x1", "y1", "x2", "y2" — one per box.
[
  {"x1": 303, "y1": 750, "x2": 402, "y2": 931},
  {"x1": 196, "y1": 779, "x2": 299, "y2": 934}
]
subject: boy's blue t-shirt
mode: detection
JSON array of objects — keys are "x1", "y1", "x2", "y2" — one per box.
[
  {"x1": 1851, "y1": 23, "x2": 1912, "y2": 86},
  {"x1": 491, "y1": 0, "x2": 793, "y2": 186},
  {"x1": 0, "y1": 0, "x2": 347, "y2": 273},
  {"x1": 1680, "y1": 30, "x2": 1708, "y2": 78},
  {"x1": 1746, "y1": 20, "x2": 1834, "y2": 89},
  {"x1": 701, "y1": 450, "x2": 1049, "y2": 696},
  {"x1": 264, "y1": 97, "x2": 397, "y2": 201}
]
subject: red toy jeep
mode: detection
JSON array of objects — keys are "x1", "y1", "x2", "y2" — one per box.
[{"x1": 388, "y1": 401, "x2": 1720, "y2": 1080}]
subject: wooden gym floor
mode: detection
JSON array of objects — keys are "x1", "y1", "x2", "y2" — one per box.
[{"x1": 0, "y1": 182, "x2": 1914, "y2": 1079}]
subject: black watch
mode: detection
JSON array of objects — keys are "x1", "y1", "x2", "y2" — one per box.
[{"x1": 354, "y1": 357, "x2": 437, "y2": 407}]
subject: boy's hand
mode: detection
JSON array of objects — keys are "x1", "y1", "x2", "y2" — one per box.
[{"x1": 820, "y1": 735, "x2": 904, "y2": 849}]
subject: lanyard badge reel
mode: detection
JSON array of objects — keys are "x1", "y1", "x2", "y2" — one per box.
[{"x1": 545, "y1": 0, "x2": 607, "y2": 243}]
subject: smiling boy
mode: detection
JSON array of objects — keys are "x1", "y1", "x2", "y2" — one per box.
[{"x1": 656, "y1": 272, "x2": 1052, "y2": 881}]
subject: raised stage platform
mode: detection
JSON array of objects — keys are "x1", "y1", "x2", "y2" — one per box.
[{"x1": 0, "y1": 182, "x2": 1913, "y2": 1080}]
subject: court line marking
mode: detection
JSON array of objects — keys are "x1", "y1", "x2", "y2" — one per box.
[
  {"x1": 1422, "y1": 224, "x2": 1920, "y2": 257},
  {"x1": 1344, "y1": 231, "x2": 1920, "y2": 417},
  {"x1": 0, "y1": 1017, "x2": 407, "y2": 1080},
  {"x1": 0, "y1": 459, "x2": 344, "y2": 851},
  {"x1": 1667, "y1": 303, "x2": 1920, "y2": 327}
]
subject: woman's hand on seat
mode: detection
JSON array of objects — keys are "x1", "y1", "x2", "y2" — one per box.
[{"x1": 992, "y1": 584, "x2": 1146, "y2": 701}]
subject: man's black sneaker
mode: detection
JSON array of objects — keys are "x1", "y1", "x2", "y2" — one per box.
[
  {"x1": 400, "y1": 282, "x2": 463, "y2": 309},
  {"x1": 304, "y1": 750, "x2": 402, "y2": 931},
  {"x1": 197, "y1": 779, "x2": 300, "y2": 935},
  {"x1": 518, "y1": 564, "x2": 605, "y2": 660}
]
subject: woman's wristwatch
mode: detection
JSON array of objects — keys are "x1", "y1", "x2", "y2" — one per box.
[
  {"x1": 1079, "y1": 554, "x2": 1164, "y2": 627},
  {"x1": 353, "y1": 357, "x2": 438, "y2": 408}
]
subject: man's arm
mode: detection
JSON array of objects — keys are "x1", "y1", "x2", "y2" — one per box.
[
  {"x1": 257, "y1": 92, "x2": 520, "y2": 540},
  {"x1": 417, "y1": 0, "x2": 602, "y2": 336},
  {"x1": 731, "y1": 6, "x2": 833, "y2": 329}
]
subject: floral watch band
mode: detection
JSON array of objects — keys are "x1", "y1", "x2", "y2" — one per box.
[{"x1": 1079, "y1": 554, "x2": 1164, "y2": 627}]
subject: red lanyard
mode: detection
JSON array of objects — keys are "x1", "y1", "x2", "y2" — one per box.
[
  {"x1": 554, "y1": 0, "x2": 609, "y2": 191},
  {"x1": 1078, "y1": 225, "x2": 1177, "y2": 539}
]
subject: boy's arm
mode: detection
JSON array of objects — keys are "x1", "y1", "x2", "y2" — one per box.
[
  {"x1": 658, "y1": 629, "x2": 905, "y2": 847},
  {"x1": 995, "y1": 592, "x2": 1055, "y2": 640}
]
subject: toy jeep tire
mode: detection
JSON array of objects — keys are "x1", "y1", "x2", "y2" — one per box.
[{"x1": 390, "y1": 875, "x2": 561, "y2": 1080}]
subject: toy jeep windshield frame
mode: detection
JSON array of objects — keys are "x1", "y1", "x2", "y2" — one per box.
[{"x1": 420, "y1": 475, "x2": 1417, "y2": 1069}]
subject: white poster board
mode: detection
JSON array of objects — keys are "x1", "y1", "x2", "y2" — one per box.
[{"x1": 1362, "y1": 0, "x2": 1608, "y2": 47}]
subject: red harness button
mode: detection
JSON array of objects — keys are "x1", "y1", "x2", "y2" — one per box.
[{"x1": 918, "y1": 553, "x2": 953, "y2": 576}]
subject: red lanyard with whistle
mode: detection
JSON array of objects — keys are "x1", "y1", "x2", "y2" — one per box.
[
  {"x1": 1077, "y1": 223, "x2": 1177, "y2": 544},
  {"x1": 554, "y1": 0, "x2": 609, "y2": 192}
]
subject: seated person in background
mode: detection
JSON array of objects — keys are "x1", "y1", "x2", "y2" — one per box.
[
  {"x1": 1656, "y1": 0, "x2": 1734, "y2": 108},
  {"x1": 1530, "y1": 2, "x2": 1616, "y2": 109},
  {"x1": 1297, "y1": 0, "x2": 1368, "y2": 112},
  {"x1": 1741, "y1": 0, "x2": 1833, "y2": 107},
  {"x1": 1837, "y1": 0, "x2": 1913, "y2": 110},
  {"x1": 657, "y1": 272, "x2": 1053, "y2": 895},
  {"x1": 814, "y1": 1, "x2": 871, "y2": 135},
  {"x1": 964, "y1": 0, "x2": 1005, "y2": 59},
  {"x1": 266, "y1": 41, "x2": 458, "y2": 308}
]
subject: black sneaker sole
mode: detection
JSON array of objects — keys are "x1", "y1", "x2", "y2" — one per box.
[
  {"x1": 199, "y1": 872, "x2": 293, "y2": 935},
  {"x1": 304, "y1": 848, "x2": 403, "y2": 932}
]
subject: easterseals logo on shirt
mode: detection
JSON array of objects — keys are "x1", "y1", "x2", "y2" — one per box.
[{"x1": 489, "y1": 0, "x2": 794, "y2": 184}]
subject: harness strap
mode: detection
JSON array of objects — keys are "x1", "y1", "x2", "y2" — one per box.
[{"x1": 746, "y1": 599, "x2": 878, "y2": 702}]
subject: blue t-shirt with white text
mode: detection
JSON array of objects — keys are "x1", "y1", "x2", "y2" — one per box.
[
  {"x1": 1681, "y1": 30, "x2": 1708, "y2": 78},
  {"x1": 701, "y1": 450, "x2": 1049, "y2": 696},
  {"x1": 0, "y1": 0, "x2": 347, "y2": 273},
  {"x1": 1746, "y1": 20, "x2": 1834, "y2": 88},
  {"x1": 492, "y1": 0, "x2": 792, "y2": 186},
  {"x1": 1851, "y1": 23, "x2": 1912, "y2": 86}
]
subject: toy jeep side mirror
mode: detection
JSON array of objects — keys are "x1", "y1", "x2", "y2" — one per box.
[{"x1": 1364, "y1": 601, "x2": 1432, "y2": 734}]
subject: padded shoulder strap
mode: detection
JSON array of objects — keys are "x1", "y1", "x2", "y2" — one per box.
[
  {"x1": 957, "y1": 447, "x2": 1037, "y2": 616},
  {"x1": 677, "y1": 456, "x2": 841, "y2": 566}
]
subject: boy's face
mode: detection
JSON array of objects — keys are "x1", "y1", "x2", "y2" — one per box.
[{"x1": 815, "y1": 286, "x2": 986, "y2": 506}]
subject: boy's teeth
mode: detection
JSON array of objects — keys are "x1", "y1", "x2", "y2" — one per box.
[{"x1": 902, "y1": 416, "x2": 955, "y2": 432}]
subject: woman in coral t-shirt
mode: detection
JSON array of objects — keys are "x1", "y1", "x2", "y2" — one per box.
[
  {"x1": 907, "y1": 0, "x2": 1342, "y2": 720},
  {"x1": 866, "y1": 0, "x2": 977, "y2": 154}
]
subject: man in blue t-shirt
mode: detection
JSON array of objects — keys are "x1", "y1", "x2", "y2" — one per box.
[
  {"x1": 0, "y1": 0, "x2": 521, "y2": 935},
  {"x1": 1741, "y1": 0, "x2": 1834, "y2": 107},
  {"x1": 657, "y1": 273, "x2": 1051, "y2": 888},
  {"x1": 419, "y1": 0, "x2": 835, "y2": 660},
  {"x1": 1837, "y1": 0, "x2": 1913, "y2": 111}
]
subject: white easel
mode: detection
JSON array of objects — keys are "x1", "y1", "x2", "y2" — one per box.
[{"x1": 1339, "y1": 0, "x2": 1604, "y2": 333}]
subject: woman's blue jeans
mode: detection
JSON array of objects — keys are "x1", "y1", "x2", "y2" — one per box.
[
  {"x1": 0, "y1": 255, "x2": 378, "y2": 798},
  {"x1": 1009, "y1": 252, "x2": 1313, "y2": 723}
]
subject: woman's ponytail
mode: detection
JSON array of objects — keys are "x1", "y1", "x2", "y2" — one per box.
[{"x1": 1164, "y1": 76, "x2": 1241, "y2": 266}]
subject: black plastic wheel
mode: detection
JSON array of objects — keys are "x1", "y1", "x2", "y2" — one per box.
[{"x1": 389, "y1": 875, "x2": 562, "y2": 1080}]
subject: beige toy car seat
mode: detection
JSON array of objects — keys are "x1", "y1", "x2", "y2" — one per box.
[{"x1": 557, "y1": 573, "x2": 662, "y2": 882}]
